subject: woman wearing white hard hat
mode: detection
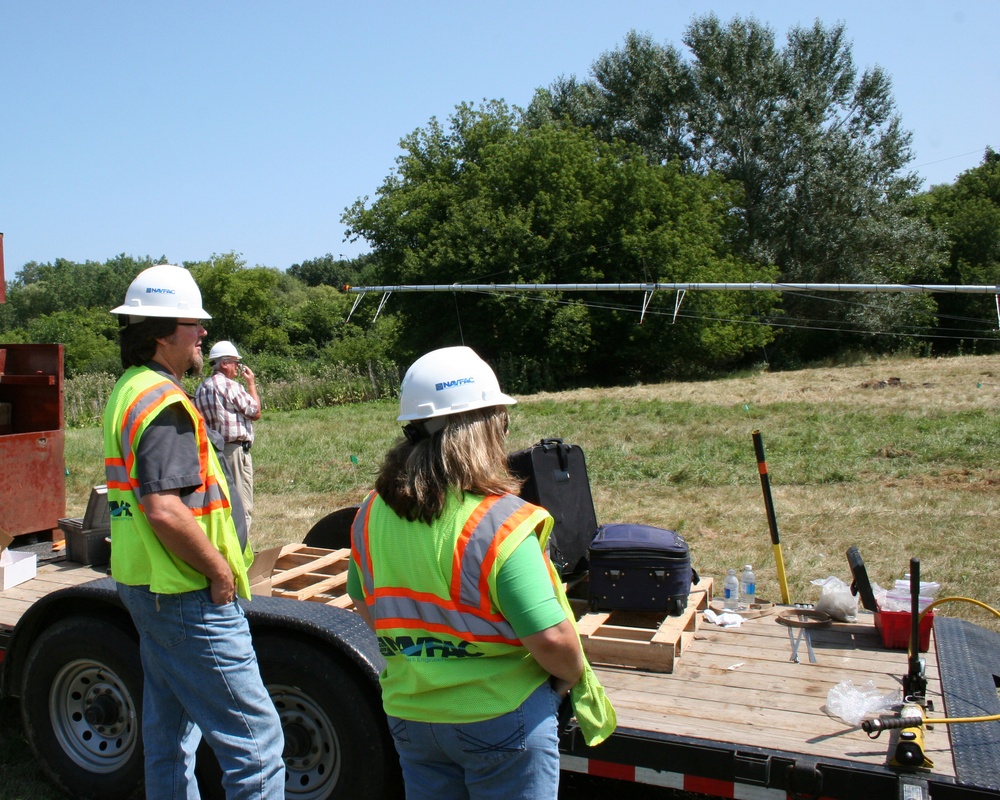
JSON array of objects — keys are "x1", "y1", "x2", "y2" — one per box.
[{"x1": 348, "y1": 346, "x2": 611, "y2": 799}]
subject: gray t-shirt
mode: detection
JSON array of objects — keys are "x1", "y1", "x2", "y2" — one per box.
[{"x1": 134, "y1": 363, "x2": 247, "y2": 548}]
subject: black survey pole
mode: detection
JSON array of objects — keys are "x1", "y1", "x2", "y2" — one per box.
[
  {"x1": 753, "y1": 430, "x2": 791, "y2": 604},
  {"x1": 904, "y1": 557, "x2": 928, "y2": 699}
]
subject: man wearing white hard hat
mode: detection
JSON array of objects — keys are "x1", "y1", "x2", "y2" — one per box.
[
  {"x1": 104, "y1": 264, "x2": 284, "y2": 799},
  {"x1": 195, "y1": 339, "x2": 261, "y2": 533}
]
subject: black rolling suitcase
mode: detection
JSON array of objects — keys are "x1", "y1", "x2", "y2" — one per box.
[
  {"x1": 507, "y1": 438, "x2": 598, "y2": 577},
  {"x1": 588, "y1": 523, "x2": 697, "y2": 615}
]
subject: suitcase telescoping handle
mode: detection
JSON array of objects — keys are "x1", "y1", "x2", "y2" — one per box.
[{"x1": 538, "y1": 438, "x2": 570, "y2": 479}]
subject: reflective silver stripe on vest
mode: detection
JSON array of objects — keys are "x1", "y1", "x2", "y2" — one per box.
[
  {"x1": 180, "y1": 481, "x2": 229, "y2": 511},
  {"x1": 105, "y1": 463, "x2": 131, "y2": 486},
  {"x1": 455, "y1": 493, "x2": 526, "y2": 609},
  {"x1": 351, "y1": 493, "x2": 376, "y2": 596},
  {"x1": 117, "y1": 378, "x2": 225, "y2": 511},
  {"x1": 118, "y1": 380, "x2": 180, "y2": 462},
  {"x1": 374, "y1": 593, "x2": 517, "y2": 640},
  {"x1": 358, "y1": 493, "x2": 529, "y2": 642}
]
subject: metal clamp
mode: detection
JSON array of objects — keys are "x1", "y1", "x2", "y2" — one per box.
[{"x1": 776, "y1": 610, "x2": 831, "y2": 663}]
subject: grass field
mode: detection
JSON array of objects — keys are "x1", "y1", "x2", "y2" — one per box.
[
  {"x1": 5, "y1": 351, "x2": 999, "y2": 799},
  {"x1": 61, "y1": 350, "x2": 1000, "y2": 630}
]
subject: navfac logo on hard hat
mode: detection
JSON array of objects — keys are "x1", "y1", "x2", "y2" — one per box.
[
  {"x1": 146, "y1": 287, "x2": 176, "y2": 295},
  {"x1": 435, "y1": 377, "x2": 475, "y2": 391}
]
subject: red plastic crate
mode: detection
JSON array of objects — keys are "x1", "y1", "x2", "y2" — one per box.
[{"x1": 874, "y1": 609, "x2": 934, "y2": 651}]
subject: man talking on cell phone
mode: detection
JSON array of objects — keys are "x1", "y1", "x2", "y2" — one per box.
[{"x1": 195, "y1": 340, "x2": 261, "y2": 533}]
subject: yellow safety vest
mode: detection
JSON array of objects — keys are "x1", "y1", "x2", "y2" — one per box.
[
  {"x1": 104, "y1": 365, "x2": 253, "y2": 598},
  {"x1": 352, "y1": 490, "x2": 555, "y2": 722}
]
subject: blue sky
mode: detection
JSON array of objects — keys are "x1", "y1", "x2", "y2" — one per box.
[{"x1": 2, "y1": 1, "x2": 997, "y2": 283}]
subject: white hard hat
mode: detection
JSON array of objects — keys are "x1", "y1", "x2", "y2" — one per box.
[
  {"x1": 209, "y1": 340, "x2": 241, "y2": 361},
  {"x1": 110, "y1": 264, "x2": 212, "y2": 319},
  {"x1": 397, "y1": 346, "x2": 516, "y2": 422}
]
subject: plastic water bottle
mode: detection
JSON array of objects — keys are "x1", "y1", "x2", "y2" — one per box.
[
  {"x1": 740, "y1": 564, "x2": 756, "y2": 608},
  {"x1": 723, "y1": 569, "x2": 740, "y2": 610}
]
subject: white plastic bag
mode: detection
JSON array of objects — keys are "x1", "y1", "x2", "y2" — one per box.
[
  {"x1": 826, "y1": 679, "x2": 899, "y2": 727},
  {"x1": 811, "y1": 576, "x2": 858, "y2": 622},
  {"x1": 873, "y1": 578, "x2": 940, "y2": 612}
]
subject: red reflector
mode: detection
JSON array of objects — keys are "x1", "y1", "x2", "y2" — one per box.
[
  {"x1": 685, "y1": 775, "x2": 734, "y2": 797},
  {"x1": 588, "y1": 759, "x2": 636, "y2": 782}
]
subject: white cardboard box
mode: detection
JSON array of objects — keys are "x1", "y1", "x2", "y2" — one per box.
[
  {"x1": 1, "y1": 549, "x2": 38, "y2": 591},
  {"x1": 1, "y1": 527, "x2": 38, "y2": 591}
]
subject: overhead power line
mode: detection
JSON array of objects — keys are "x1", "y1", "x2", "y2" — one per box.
[
  {"x1": 345, "y1": 282, "x2": 1000, "y2": 295},
  {"x1": 345, "y1": 281, "x2": 1000, "y2": 326}
]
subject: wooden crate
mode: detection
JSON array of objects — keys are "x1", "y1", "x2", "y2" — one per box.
[
  {"x1": 577, "y1": 577, "x2": 713, "y2": 673},
  {"x1": 266, "y1": 544, "x2": 354, "y2": 609}
]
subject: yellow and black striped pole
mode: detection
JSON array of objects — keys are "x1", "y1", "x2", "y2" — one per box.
[{"x1": 752, "y1": 430, "x2": 791, "y2": 604}]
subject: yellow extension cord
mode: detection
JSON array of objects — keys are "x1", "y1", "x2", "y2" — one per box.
[{"x1": 912, "y1": 596, "x2": 1000, "y2": 726}]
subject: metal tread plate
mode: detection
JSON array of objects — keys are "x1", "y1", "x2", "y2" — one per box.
[{"x1": 934, "y1": 616, "x2": 1000, "y2": 791}]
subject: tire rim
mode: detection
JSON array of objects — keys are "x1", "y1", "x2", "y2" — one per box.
[
  {"x1": 48, "y1": 658, "x2": 139, "y2": 773},
  {"x1": 270, "y1": 683, "x2": 341, "y2": 799}
]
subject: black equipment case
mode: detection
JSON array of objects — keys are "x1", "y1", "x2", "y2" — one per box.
[
  {"x1": 588, "y1": 523, "x2": 696, "y2": 615},
  {"x1": 507, "y1": 438, "x2": 598, "y2": 577}
]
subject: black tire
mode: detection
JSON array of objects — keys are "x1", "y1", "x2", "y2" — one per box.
[
  {"x1": 256, "y1": 633, "x2": 403, "y2": 800},
  {"x1": 20, "y1": 614, "x2": 144, "y2": 800}
]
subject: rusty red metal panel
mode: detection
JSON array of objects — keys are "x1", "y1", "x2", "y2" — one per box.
[{"x1": 0, "y1": 343, "x2": 66, "y2": 538}]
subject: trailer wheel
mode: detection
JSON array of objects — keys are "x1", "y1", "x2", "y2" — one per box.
[
  {"x1": 20, "y1": 615, "x2": 143, "y2": 800},
  {"x1": 256, "y1": 633, "x2": 402, "y2": 799}
]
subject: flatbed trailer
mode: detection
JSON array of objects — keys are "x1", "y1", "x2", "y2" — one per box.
[
  {"x1": 2, "y1": 559, "x2": 999, "y2": 800},
  {"x1": 564, "y1": 604, "x2": 1000, "y2": 799}
]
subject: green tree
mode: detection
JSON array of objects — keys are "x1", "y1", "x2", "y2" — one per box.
[
  {"x1": 25, "y1": 308, "x2": 120, "y2": 377},
  {"x1": 528, "y1": 17, "x2": 945, "y2": 362},
  {"x1": 186, "y1": 253, "x2": 289, "y2": 354},
  {"x1": 284, "y1": 283, "x2": 354, "y2": 352},
  {"x1": 287, "y1": 252, "x2": 380, "y2": 290},
  {"x1": 344, "y1": 101, "x2": 777, "y2": 389},
  {"x1": 525, "y1": 31, "x2": 695, "y2": 167},
  {"x1": 0, "y1": 254, "x2": 165, "y2": 374},
  {"x1": 2, "y1": 255, "x2": 157, "y2": 330},
  {"x1": 913, "y1": 148, "x2": 1000, "y2": 347}
]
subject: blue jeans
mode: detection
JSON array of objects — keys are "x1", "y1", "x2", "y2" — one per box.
[
  {"x1": 387, "y1": 681, "x2": 562, "y2": 800},
  {"x1": 117, "y1": 584, "x2": 285, "y2": 800}
]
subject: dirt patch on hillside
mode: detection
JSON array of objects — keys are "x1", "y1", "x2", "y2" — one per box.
[
  {"x1": 858, "y1": 376, "x2": 936, "y2": 390},
  {"x1": 874, "y1": 468, "x2": 1000, "y2": 491}
]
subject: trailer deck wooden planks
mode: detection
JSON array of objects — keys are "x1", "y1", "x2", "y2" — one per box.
[
  {"x1": 1, "y1": 559, "x2": 956, "y2": 780},
  {"x1": 0, "y1": 560, "x2": 107, "y2": 628},
  {"x1": 592, "y1": 605, "x2": 954, "y2": 776}
]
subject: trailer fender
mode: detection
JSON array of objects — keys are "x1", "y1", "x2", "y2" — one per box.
[
  {"x1": 1, "y1": 577, "x2": 129, "y2": 701},
  {"x1": 241, "y1": 593, "x2": 386, "y2": 688},
  {"x1": 3, "y1": 578, "x2": 385, "y2": 698},
  {"x1": 6, "y1": 578, "x2": 401, "y2": 799}
]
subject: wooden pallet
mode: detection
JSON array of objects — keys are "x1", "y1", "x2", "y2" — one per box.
[
  {"x1": 263, "y1": 544, "x2": 355, "y2": 609},
  {"x1": 257, "y1": 544, "x2": 714, "y2": 670},
  {"x1": 577, "y1": 577, "x2": 713, "y2": 673}
]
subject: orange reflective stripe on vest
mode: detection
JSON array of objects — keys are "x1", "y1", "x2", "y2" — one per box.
[
  {"x1": 353, "y1": 493, "x2": 545, "y2": 646},
  {"x1": 109, "y1": 376, "x2": 228, "y2": 517}
]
